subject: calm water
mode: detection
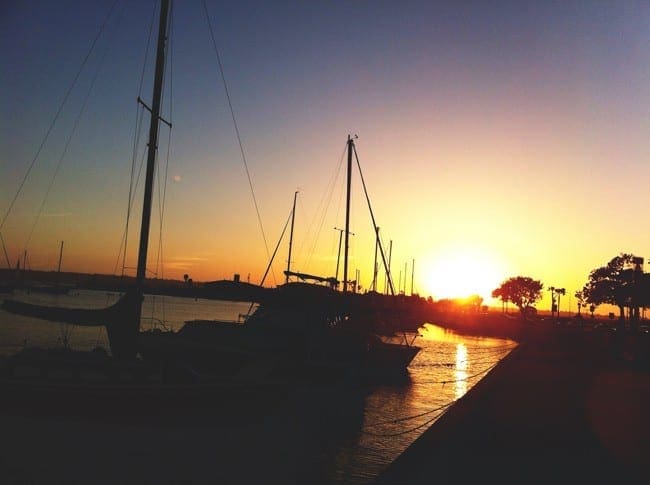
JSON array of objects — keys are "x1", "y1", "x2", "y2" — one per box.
[{"x1": 0, "y1": 290, "x2": 516, "y2": 484}]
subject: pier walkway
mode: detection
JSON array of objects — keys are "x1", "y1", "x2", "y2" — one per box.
[{"x1": 376, "y1": 319, "x2": 649, "y2": 484}]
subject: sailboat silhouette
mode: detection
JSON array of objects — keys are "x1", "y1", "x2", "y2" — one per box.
[
  {"x1": 1, "y1": 0, "x2": 421, "y2": 389},
  {"x1": 2, "y1": 0, "x2": 173, "y2": 361}
]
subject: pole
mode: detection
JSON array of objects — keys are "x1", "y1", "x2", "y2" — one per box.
[
  {"x1": 372, "y1": 227, "x2": 379, "y2": 292},
  {"x1": 0, "y1": 232, "x2": 11, "y2": 269},
  {"x1": 285, "y1": 191, "x2": 298, "y2": 283},
  {"x1": 57, "y1": 241, "x2": 64, "y2": 274},
  {"x1": 136, "y1": 0, "x2": 170, "y2": 286},
  {"x1": 411, "y1": 258, "x2": 414, "y2": 296},
  {"x1": 334, "y1": 227, "x2": 352, "y2": 287},
  {"x1": 385, "y1": 240, "x2": 393, "y2": 295},
  {"x1": 343, "y1": 135, "x2": 353, "y2": 292},
  {"x1": 355, "y1": 268, "x2": 360, "y2": 293},
  {"x1": 55, "y1": 240, "x2": 64, "y2": 288}
]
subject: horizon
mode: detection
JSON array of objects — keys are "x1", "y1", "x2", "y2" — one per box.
[{"x1": 1, "y1": 1, "x2": 648, "y2": 311}]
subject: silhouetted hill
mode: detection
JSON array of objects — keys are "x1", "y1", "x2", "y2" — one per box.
[{"x1": 0, "y1": 269, "x2": 265, "y2": 302}]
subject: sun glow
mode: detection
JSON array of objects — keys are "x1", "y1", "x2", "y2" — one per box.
[{"x1": 423, "y1": 247, "x2": 506, "y2": 304}]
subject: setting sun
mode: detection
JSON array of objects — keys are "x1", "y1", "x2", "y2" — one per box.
[{"x1": 422, "y1": 247, "x2": 506, "y2": 304}]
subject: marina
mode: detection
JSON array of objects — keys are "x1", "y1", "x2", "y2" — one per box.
[
  {"x1": 1, "y1": 1, "x2": 648, "y2": 483},
  {"x1": 0, "y1": 291, "x2": 515, "y2": 484}
]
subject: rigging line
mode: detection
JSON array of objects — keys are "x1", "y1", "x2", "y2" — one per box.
[
  {"x1": 155, "y1": 8, "x2": 173, "y2": 278},
  {"x1": 113, "y1": 107, "x2": 146, "y2": 276},
  {"x1": 120, "y1": 105, "x2": 147, "y2": 276},
  {"x1": 352, "y1": 144, "x2": 394, "y2": 295},
  {"x1": 259, "y1": 206, "x2": 293, "y2": 288},
  {"x1": 23, "y1": 1, "x2": 127, "y2": 252},
  {"x1": 154, "y1": 3, "x2": 174, "y2": 328},
  {"x1": 201, "y1": 0, "x2": 273, "y2": 282},
  {"x1": 124, "y1": 0, "x2": 158, "y2": 277},
  {"x1": 246, "y1": 206, "x2": 293, "y2": 316},
  {"x1": 0, "y1": 0, "x2": 120, "y2": 233},
  {"x1": 119, "y1": 139, "x2": 150, "y2": 275},
  {"x1": 0, "y1": 232, "x2": 11, "y2": 268},
  {"x1": 303, "y1": 143, "x2": 347, "y2": 271}
]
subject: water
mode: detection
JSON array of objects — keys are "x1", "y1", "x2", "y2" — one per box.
[{"x1": 0, "y1": 290, "x2": 516, "y2": 484}]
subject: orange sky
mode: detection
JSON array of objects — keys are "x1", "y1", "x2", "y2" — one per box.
[{"x1": 2, "y1": 1, "x2": 648, "y2": 312}]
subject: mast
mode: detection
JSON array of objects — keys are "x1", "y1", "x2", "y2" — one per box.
[
  {"x1": 372, "y1": 227, "x2": 379, "y2": 292},
  {"x1": 57, "y1": 241, "x2": 64, "y2": 274},
  {"x1": 344, "y1": 135, "x2": 353, "y2": 293},
  {"x1": 136, "y1": 0, "x2": 170, "y2": 287},
  {"x1": 55, "y1": 240, "x2": 64, "y2": 288},
  {"x1": 110, "y1": 0, "x2": 170, "y2": 359},
  {"x1": 285, "y1": 191, "x2": 298, "y2": 283},
  {"x1": 385, "y1": 239, "x2": 392, "y2": 295}
]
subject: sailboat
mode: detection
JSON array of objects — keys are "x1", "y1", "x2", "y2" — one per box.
[
  {"x1": 0, "y1": 1, "x2": 297, "y2": 411},
  {"x1": 1, "y1": 0, "x2": 420, "y2": 395},
  {"x1": 137, "y1": 137, "x2": 421, "y2": 380},
  {"x1": 26, "y1": 241, "x2": 76, "y2": 295},
  {"x1": 1, "y1": 0, "x2": 173, "y2": 362}
]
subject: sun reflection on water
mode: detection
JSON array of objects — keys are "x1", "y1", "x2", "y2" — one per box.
[{"x1": 455, "y1": 343, "x2": 468, "y2": 399}]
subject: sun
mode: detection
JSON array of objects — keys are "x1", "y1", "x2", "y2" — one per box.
[{"x1": 422, "y1": 247, "x2": 506, "y2": 303}]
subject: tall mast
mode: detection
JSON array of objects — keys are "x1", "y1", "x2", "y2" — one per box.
[
  {"x1": 285, "y1": 191, "x2": 298, "y2": 283},
  {"x1": 56, "y1": 240, "x2": 64, "y2": 288},
  {"x1": 344, "y1": 135, "x2": 353, "y2": 293},
  {"x1": 136, "y1": 0, "x2": 170, "y2": 287},
  {"x1": 372, "y1": 227, "x2": 379, "y2": 292},
  {"x1": 386, "y1": 239, "x2": 392, "y2": 295},
  {"x1": 57, "y1": 241, "x2": 64, "y2": 274}
]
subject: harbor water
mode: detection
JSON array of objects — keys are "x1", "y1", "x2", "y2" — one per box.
[{"x1": 0, "y1": 290, "x2": 516, "y2": 484}]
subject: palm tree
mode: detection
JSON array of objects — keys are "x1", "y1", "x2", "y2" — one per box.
[
  {"x1": 574, "y1": 289, "x2": 586, "y2": 316},
  {"x1": 554, "y1": 288, "x2": 566, "y2": 317},
  {"x1": 548, "y1": 286, "x2": 556, "y2": 316}
]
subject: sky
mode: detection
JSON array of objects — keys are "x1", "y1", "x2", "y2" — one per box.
[{"x1": 1, "y1": 0, "x2": 649, "y2": 311}]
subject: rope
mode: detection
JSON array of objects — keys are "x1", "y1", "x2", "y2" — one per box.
[
  {"x1": 121, "y1": 0, "x2": 158, "y2": 278},
  {"x1": 0, "y1": 0, "x2": 121, "y2": 233},
  {"x1": 23, "y1": 3, "x2": 126, "y2": 253},
  {"x1": 0, "y1": 232, "x2": 11, "y2": 268},
  {"x1": 202, "y1": 0, "x2": 273, "y2": 284},
  {"x1": 362, "y1": 352, "x2": 510, "y2": 437},
  {"x1": 114, "y1": 132, "x2": 149, "y2": 276},
  {"x1": 364, "y1": 400, "x2": 456, "y2": 428},
  {"x1": 352, "y1": 143, "x2": 394, "y2": 295},
  {"x1": 302, "y1": 142, "x2": 347, "y2": 271},
  {"x1": 152, "y1": 2, "x2": 174, "y2": 329},
  {"x1": 416, "y1": 359, "x2": 502, "y2": 385},
  {"x1": 363, "y1": 407, "x2": 452, "y2": 438}
]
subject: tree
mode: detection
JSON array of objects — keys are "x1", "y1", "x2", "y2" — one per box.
[
  {"x1": 554, "y1": 287, "x2": 566, "y2": 316},
  {"x1": 574, "y1": 289, "x2": 587, "y2": 316},
  {"x1": 582, "y1": 253, "x2": 646, "y2": 322},
  {"x1": 492, "y1": 276, "x2": 544, "y2": 316}
]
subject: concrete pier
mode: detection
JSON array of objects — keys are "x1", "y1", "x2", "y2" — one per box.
[{"x1": 376, "y1": 319, "x2": 649, "y2": 484}]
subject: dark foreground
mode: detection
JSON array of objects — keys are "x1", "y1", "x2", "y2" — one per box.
[{"x1": 376, "y1": 315, "x2": 649, "y2": 484}]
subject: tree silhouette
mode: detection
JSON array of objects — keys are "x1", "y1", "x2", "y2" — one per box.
[
  {"x1": 582, "y1": 253, "x2": 646, "y2": 322},
  {"x1": 492, "y1": 276, "x2": 544, "y2": 316},
  {"x1": 554, "y1": 287, "x2": 566, "y2": 316},
  {"x1": 574, "y1": 289, "x2": 587, "y2": 316}
]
